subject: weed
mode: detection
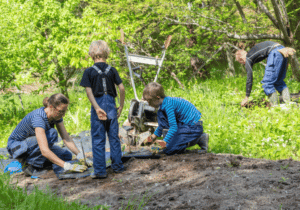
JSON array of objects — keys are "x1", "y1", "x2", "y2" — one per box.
[
  {"x1": 120, "y1": 190, "x2": 157, "y2": 210},
  {"x1": 279, "y1": 177, "x2": 289, "y2": 182},
  {"x1": 280, "y1": 164, "x2": 289, "y2": 170}
]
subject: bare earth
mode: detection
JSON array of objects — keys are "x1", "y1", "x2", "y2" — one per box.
[{"x1": 11, "y1": 152, "x2": 300, "y2": 210}]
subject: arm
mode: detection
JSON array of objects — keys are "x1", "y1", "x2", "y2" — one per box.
[
  {"x1": 56, "y1": 121, "x2": 80, "y2": 155},
  {"x1": 163, "y1": 106, "x2": 178, "y2": 144},
  {"x1": 85, "y1": 87, "x2": 107, "y2": 120},
  {"x1": 241, "y1": 58, "x2": 253, "y2": 106},
  {"x1": 117, "y1": 83, "x2": 125, "y2": 118},
  {"x1": 35, "y1": 127, "x2": 66, "y2": 168},
  {"x1": 245, "y1": 58, "x2": 253, "y2": 98}
]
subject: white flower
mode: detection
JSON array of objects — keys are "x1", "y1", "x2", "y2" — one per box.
[
  {"x1": 79, "y1": 98, "x2": 82, "y2": 100},
  {"x1": 282, "y1": 144, "x2": 286, "y2": 147},
  {"x1": 262, "y1": 142, "x2": 265, "y2": 146}
]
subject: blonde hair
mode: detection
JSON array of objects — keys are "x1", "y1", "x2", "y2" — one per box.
[
  {"x1": 143, "y1": 82, "x2": 166, "y2": 99},
  {"x1": 89, "y1": 40, "x2": 110, "y2": 60},
  {"x1": 43, "y1": 93, "x2": 69, "y2": 108},
  {"x1": 235, "y1": 50, "x2": 247, "y2": 62}
]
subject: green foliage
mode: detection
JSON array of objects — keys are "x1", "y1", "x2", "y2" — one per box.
[{"x1": 0, "y1": 172, "x2": 109, "y2": 209}]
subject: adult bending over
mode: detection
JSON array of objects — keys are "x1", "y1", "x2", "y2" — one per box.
[
  {"x1": 6, "y1": 93, "x2": 91, "y2": 176},
  {"x1": 235, "y1": 41, "x2": 296, "y2": 106}
]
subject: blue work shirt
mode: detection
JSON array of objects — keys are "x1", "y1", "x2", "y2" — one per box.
[{"x1": 8, "y1": 107, "x2": 62, "y2": 142}]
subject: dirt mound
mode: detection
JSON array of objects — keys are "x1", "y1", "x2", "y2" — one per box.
[{"x1": 11, "y1": 153, "x2": 300, "y2": 209}]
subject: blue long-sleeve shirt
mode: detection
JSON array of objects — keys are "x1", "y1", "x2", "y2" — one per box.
[{"x1": 154, "y1": 97, "x2": 201, "y2": 143}]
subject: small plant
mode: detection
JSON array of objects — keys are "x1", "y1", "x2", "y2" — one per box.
[
  {"x1": 120, "y1": 190, "x2": 157, "y2": 210},
  {"x1": 280, "y1": 164, "x2": 289, "y2": 170},
  {"x1": 279, "y1": 177, "x2": 289, "y2": 182}
]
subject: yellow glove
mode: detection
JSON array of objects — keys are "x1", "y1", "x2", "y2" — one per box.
[
  {"x1": 77, "y1": 153, "x2": 93, "y2": 167},
  {"x1": 63, "y1": 162, "x2": 87, "y2": 173}
]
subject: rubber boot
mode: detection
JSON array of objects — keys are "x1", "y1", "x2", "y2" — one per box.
[
  {"x1": 268, "y1": 92, "x2": 279, "y2": 106},
  {"x1": 281, "y1": 87, "x2": 291, "y2": 103},
  {"x1": 187, "y1": 133, "x2": 209, "y2": 151},
  {"x1": 197, "y1": 133, "x2": 209, "y2": 151}
]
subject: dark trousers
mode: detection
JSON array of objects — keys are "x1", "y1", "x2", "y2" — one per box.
[
  {"x1": 7, "y1": 128, "x2": 72, "y2": 168},
  {"x1": 157, "y1": 110, "x2": 203, "y2": 155}
]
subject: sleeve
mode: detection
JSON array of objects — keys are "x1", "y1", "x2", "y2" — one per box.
[
  {"x1": 113, "y1": 68, "x2": 123, "y2": 85},
  {"x1": 154, "y1": 125, "x2": 163, "y2": 137},
  {"x1": 162, "y1": 104, "x2": 178, "y2": 144},
  {"x1": 80, "y1": 69, "x2": 92, "y2": 87},
  {"x1": 31, "y1": 115, "x2": 46, "y2": 130},
  {"x1": 55, "y1": 118, "x2": 63, "y2": 124},
  {"x1": 245, "y1": 58, "x2": 254, "y2": 97}
]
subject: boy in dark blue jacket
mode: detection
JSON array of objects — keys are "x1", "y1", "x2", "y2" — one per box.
[
  {"x1": 80, "y1": 40, "x2": 125, "y2": 178},
  {"x1": 143, "y1": 82, "x2": 209, "y2": 155}
]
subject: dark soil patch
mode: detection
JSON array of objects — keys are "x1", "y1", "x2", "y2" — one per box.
[
  {"x1": 11, "y1": 153, "x2": 300, "y2": 209},
  {"x1": 244, "y1": 98, "x2": 271, "y2": 108}
]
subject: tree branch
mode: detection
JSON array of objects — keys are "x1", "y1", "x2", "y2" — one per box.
[
  {"x1": 233, "y1": 0, "x2": 247, "y2": 23},
  {"x1": 189, "y1": 45, "x2": 224, "y2": 80},
  {"x1": 256, "y1": 0, "x2": 279, "y2": 29},
  {"x1": 165, "y1": 17, "x2": 284, "y2": 40},
  {"x1": 271, "y1": 0, "x2": 290, "y2": 44},
  {"x1": 196, "y1": 14, "x2": 234, "y2": 29},
  {"x1": 294, "y1": 20, "x2": 300, "y2": 38},
  {"x1": 278, "y1": 0, "x2": 289, "y2": 26}
]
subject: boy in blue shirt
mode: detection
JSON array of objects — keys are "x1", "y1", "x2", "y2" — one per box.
[
  {"x1": 143, "y1": 82, "x2": 209, "y2": 155},
  {"x1": 80, "y1": 40, "x2": 125, "y2": 178}
]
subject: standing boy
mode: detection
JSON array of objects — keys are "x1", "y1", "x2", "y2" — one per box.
[
  {"x1": 143, "y1": 82, "x2": 209, "y2": 155},
  {"x1": 235, "y1": 41, "x2": 296, "y2": 106},
  {"x1": 80, "y1": 40, "x2": 125, "y2": 178}
]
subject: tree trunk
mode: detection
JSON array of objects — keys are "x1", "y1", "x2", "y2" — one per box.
[
  {"x1": 60, "y1": 86, "x2": 69, "y2": 99},
  {"x1": 225, "y1": 44, "x2": 235, "y2": 76},
  {"x1": 290, "y1": 54, "x2": 300, "y2": 80}
]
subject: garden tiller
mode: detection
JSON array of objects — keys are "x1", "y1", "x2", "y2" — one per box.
[{"x1": 116, "y1": 29, "x2": 172, "y2": 145}]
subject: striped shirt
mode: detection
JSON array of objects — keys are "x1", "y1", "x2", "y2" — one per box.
[
  {"x1": 245, "y1": 41, "x2": 282, "y2": 97},
  {"x1": 154, "y1": 97, "x2": 201, "y2": 143},
  {"x1": 9, "y1": 107, "x2": 62, "y2": 142}
]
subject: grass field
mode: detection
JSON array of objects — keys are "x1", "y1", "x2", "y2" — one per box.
[{"x1": 1, "y1": 65, "x2": 300, "y2": 160}]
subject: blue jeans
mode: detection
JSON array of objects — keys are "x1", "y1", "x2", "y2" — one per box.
[
  {"x1": 91, "y1": 95, "x2": 124, "y2": 175},
  {"x1": 157, "y1": 110, "x2": 203, "y2": 155},
  {"x1": 262, "y1": 46, "x2": 288, "y2": 95},
  {"x1": 7, "y1": 128, "x2": 72, "y2": 168}
]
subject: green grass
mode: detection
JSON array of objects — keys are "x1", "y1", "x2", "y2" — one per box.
[{"x1": 0, "y1": 171, "x2": 109, "y2": 210}]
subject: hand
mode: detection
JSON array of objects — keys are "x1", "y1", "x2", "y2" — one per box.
[
  {"x1": 142, "y1": 134, "x2": 156, "y2": 146},
  {"x1": 63, "y1": 162, "x2": 87, "y2": 173},
  {"x1": 96, "y1": 108, "x2": 107, "y2": 120},
  {"x1": 278, "y1": 47, "x2": 296, "y2": 58},
  {"x1": 76, "y1": 153, "x2": 93, "y2": 167},
  {"x1": 241, "y1": 97, "x2": 249, "y2": 107},
  {"x1": 117, "y1": 106, "x2": 123, "y2": 118},
  {"x1": 156, "y1": 140, "x2": 167, "y2": 149}
]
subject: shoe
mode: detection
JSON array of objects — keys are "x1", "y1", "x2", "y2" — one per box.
[
  {"x1": 197, "y1": 133, "x2": 209, "y2": 151},
  {"x1": 90, "y1": 173, "x2": 107, "y2": 179},
  {"x1": 23, "y1": 165, "x2": 34, "y2": 177},
  {"x1": 114, "y1": 167, "x2": 126, "y2": 174}
]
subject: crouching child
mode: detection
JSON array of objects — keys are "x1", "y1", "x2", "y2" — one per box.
[
  {"x1": 143, "y1": 82, "x2": 209, "y2": 155},
  {"x1": 80, "y1": 40, "x2": 125, "y2": 178}
]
